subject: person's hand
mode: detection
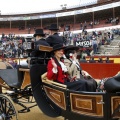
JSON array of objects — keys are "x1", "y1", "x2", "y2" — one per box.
[
  {"x1": 82, "y1": 70, "x2": 92, "y2": 78},
  {"x1": 51, "y1": 58, "x2": 57, "y2": 69}
]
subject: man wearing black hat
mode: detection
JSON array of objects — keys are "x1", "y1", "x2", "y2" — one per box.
[
  {"x1": 46, "y1": 24, "x2": 64, "y2": 47},
  {"x1": 31, "y1": 29, "x2": 50, "y2": 58}
]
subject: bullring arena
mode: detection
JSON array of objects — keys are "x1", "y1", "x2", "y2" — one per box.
[{"x1": 0, "y1": 0, "x2": 120, "y2": 120}]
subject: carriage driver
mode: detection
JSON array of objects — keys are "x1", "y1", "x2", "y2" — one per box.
[
  {"x1": 47, "y1": 44, "x2": 88, "y2": 91},
  {"x1": 31, "y1": 29, "x2": 50, "y2": 58},
  {"x1": 46, "y1": 24, "x2": 64, "y2": 47}
]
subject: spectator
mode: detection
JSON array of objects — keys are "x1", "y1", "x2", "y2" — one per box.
[
  {"x1": 92, "y1": 40, "x2": 98, "y2": 54},
  {"x1": 11, "y1": 45, "x2": 17, "y2": 58},
  {"x1": 98, "y1": 57, "x2": 103, "y2": 63},
  {"x1": 84, "y1": 21, "x2": 87, "y2": 29},
  {"x1": 17, "y1": 43, "x2": 23, "y2": 58},
  {"x1": 80, "y1": 23, "x2": 83, "y2": 30},
  {"x1": 80, "y1": 56, "x2": 87, "y2": 63},
  {"x1": 89, "y1": 56, "x2": 96, "y2": 63},
  {"x1": 105, "y1": 56, "x2": 110, "y2": 63}
]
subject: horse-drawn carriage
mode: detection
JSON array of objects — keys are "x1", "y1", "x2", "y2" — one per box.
[
  {"x1": 0, "y1": 42, "x2": 120, "y2": 120},
  {"x1": 0, "y1": 59, "x2": 36, "y2": 120}
]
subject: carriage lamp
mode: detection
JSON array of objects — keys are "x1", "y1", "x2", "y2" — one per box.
[
  {"x1": 23, "y1": 41, "x2": 35, "y2": 68},
  {"x1": 23, "y1": 42, "x2": 34, "y2": 51}
]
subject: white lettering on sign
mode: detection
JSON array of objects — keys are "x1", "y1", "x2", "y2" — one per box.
[{"x1": 75, "y1": 41, "x2": 92, "y2": 47}]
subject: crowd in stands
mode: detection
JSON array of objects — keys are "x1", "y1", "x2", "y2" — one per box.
[
  {"x1": 0, "y1": 27, "x2": 120, "y2": 59},
  {"x1": 0, "y1": 20, "x2": 120, "y2": 70},
  {"x1": 79, "y1": 56, "x2": 111, "y2": 63},
  {"x1": 71, "y1": 27, "x2": 120, "y2": 56},
  {"x1": 105, "y1": 17, "x2": 119, "y2": 25},
  {"x1": 0, "y1": 33, "x2": 26, "y2": 58},
  {"x1": 79, "y1": 20, "x2": 100, "y2": 30}
]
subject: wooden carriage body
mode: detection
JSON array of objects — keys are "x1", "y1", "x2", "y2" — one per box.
[
  {"x1": 30, "y1": 64, "x2": 120, "y2": 120},
  {"x1": 0, "y1": 43, "x2": 120, "y2": 120}
]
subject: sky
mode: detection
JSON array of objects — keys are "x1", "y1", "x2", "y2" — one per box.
[{"x1": 0, "y1": 0, "x2": 96, "y2": 15}]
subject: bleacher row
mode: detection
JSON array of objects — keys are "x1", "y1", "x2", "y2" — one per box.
[
  {"x1": 95, "y1": 35, "x2": 120, "y2": 56},
  {"x1": 0, "y1": 19, "x2": 120, "y2": 35}
]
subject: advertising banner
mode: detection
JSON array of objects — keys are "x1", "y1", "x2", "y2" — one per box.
[
  {"x1": 83, "y1": 8, "x2": 93, "y2": 13},
  {"x1": 40, "y1": 14, "x2": 56, "y2": 19},
  {"x1": 0, "y1": 18, "x2": 4, "y2": 21},
  {"x1": 75, "y1": 10, "x2": 83, "y2": 15},
  {"x1": 56, "y1": 11, "x2": 75, "y2": 17},
  {"x1": 93, "y1": 2, "x2": 120, "y2": 12},
  {"x1": 0, "y1": 1, "x2": 120, "y2": 21},
  {"x1": 75, "y1": 40, "x2": 92, "y2": 48}
]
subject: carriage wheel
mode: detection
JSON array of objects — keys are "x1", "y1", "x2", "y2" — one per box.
[{"x1": 0, "y1": 94, "x2": 18, "y2": 120}]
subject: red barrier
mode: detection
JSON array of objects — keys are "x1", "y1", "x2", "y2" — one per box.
[{"x1": 80, "y1": 63, "x2": 120, "y2": 79}]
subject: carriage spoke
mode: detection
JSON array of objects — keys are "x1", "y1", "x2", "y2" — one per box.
[{"x1": 0, "y1": 94, "x2": 18, "y2": 120}]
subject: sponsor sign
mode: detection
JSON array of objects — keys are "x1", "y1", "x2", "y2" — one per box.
[
  {"x1": 75, "y1": 10, "x2": 83, "y2": 15},
  {"x1": 75, "y1": 40, "x2": 92, "y2": 48},
  {"x1": 93, "y1": 1, "x2": 120, "y2": 12},
  {"x1": 0, "y1": 18, "x2": 4, "y2": 21},
  {"x1": 83, "y1": 8, "x2": 93, "y2": 13},
  {"x1": 9, "y1": 17, "x2": 22, "y2": 21},
  {"x1": 30, "y1": 16, "x2": 40, "y2": 20},
  {"x1": 40, "y1": 14, "x2": 56, "y2": 19},
  {"x1": 0, "y1": 1, "x2": 120, "y2": 21},
  {"x1": 56, "y1": 11, "x2": 75, "y2": 17},
  {"x1": 23, "y1": 17, "x2": 31, "y2": 20}
]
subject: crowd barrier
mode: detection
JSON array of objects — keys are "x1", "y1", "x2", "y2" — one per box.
[
  {"x1": 81, "y1": 63, "x2": 120, "y2": 79},
  {"x1": 0, "y1": 58, "x2": 120, "y2": 79}
]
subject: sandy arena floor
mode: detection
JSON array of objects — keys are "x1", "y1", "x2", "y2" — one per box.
[
  {"x1": 16, "y1": 104, "x2": 64, "y2": 120},
  {"x1": 2, "y1": 88, "x2": 63, "y2": 120}
]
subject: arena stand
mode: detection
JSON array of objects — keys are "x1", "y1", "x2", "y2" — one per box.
[
  {"x1": 0, "y1": 1, "x2": 120, "y2": 83},
  {"x1": 0, "y1": 0, "x2": 120, "y2": 34},
  {"x1": 0, "y1": 0, "x2": 120, "y2": 62}
]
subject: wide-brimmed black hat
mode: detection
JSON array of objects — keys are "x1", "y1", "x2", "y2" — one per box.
[
  {"x1": 64, "y1": 45, "x2": 79, "y2": 52},
  {"x1": 52, "y1": 44, "x2": 66, "y2": 52},
  {"x1": 49, "y1": 24, "x2": 59, "y2": 30},
  {"x1": 34, "y1": 29, "x2": 45, "y2": 37}
]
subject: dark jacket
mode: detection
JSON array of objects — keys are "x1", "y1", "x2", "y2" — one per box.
[
  {"x1": 35, "y1": 38, "x2": 50, "y2": 48},
  {"x1": 46, "y1": 33, "x2": 64, "y2": 47},
  {"x1": 31, "y1": 38, "x2": 50, "y2": 58},
  {"x1": 106, "y1": 60, "x2": 110, "y2": 63},
  {"x1": 89, "y1": 60, "x2": 96, "y2": 63},
  {"x1": 12, "y1": 47, "x2": 17, "y2": 58},
  {"x1": 80, "y1": 59, "x2": 87, "y2": 63}
]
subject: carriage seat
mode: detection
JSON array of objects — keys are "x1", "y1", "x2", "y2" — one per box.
[
  {"x1": 41, "y1": 72, "x2": 67, "y2": 89},
  {"x1": 0, "y1": 62, "x2": 6, "y2": 69},
  {"x1": 0, "y1": 67, "x2": 24, "y2": 89},
  {"x1": 0, "y1": 62, "x2": 14, "y2": 69}
]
